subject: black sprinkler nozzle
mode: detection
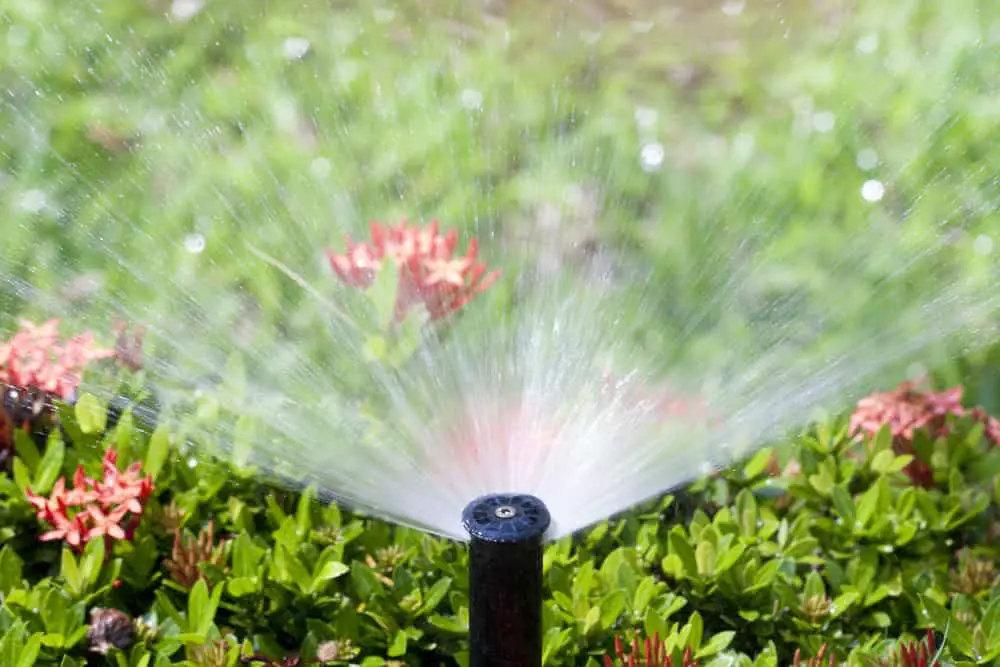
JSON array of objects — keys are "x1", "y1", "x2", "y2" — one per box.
[{"x1": 462, "y1": 493, "x2": 551, "y2": 667}]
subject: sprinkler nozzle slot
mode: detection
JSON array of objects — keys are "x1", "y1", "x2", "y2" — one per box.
[{"x1": 463, "y1": 493, "x2": 550, "y2": 667}]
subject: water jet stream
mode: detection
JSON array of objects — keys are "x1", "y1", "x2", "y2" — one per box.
[{"x1": 1, "y1": 0, "x2": 999, "y2": 548}]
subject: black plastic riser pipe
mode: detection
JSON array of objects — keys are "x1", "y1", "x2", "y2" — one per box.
[{"x1": 462, "y1": 493, "x2": 551, "y2": 667}]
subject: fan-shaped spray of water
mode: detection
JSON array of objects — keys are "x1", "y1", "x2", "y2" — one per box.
[{"x1": 1, "y1": 1, "x2": 998, "y2": 541}]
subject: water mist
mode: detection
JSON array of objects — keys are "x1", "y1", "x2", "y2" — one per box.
[{"x1": 1, "y1": 0, "x2": 998, "y2": 555}]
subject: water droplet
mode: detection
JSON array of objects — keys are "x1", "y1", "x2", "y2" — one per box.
[
  {"x1": 170, "y1": 0, "x2": 204, "y2": 21},
  {"x1": 183, "y1": 233, "x2": 206, "y2": 254},
  {"x1": 460, "y1": 89, "x2": 483, "y2": 111},
  {"x1": 974, "y1": 234, "x2": 994, "y2": 255},
  {"x1": 634, "y1": 106, "x2": 658, "y2": 128},
  {"x1": 640, "y1": 143, "x2": 665, "y2": 172},
  {"x1": 310, "y1": 157, "x2": 332, "y2": 179},
  {"x1": 856, "y1": 148, "x2": 879, "y2": 170},
  {"x1": 861, "y1": 179, "x2": 885, "y2": 202},
  {"x1": 879, "y1": 544, "x2": 894, "y2": 554},
  {"x1": 17, "y1": 189, "x2": 47, "y2": 213},
  {"x1": 856, "y1": 33, "x2": 879, "y2": 54},
  {"x1": 721, "y1": 0, "x2": 745, "y2": 16},
  {"x1": 282, "y1": 37, "x2": 311, "y2": 61},
  {"x1": 187, "y1": 457, "x2": 198, "y2": 469},
  {"x1": 812, "y1": 111, "x2": 835, "y2": 133}
]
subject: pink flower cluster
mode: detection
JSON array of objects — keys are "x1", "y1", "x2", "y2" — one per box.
[
  {"x1": 849, "y1": 380, "x2": 1000, "y2": 487},
  {"x1": 25, "y1": 447, "x2": 154, "y2": 552},
  {"x1": 325, "y1": 219, "x2": 500, "y2": 322},
  {"x1": 0, "y1": 319, "x2": 115, "y2": 401}
]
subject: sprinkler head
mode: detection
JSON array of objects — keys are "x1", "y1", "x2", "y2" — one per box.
[
  {"x1": 462, "y1": 493, "x2": 551, "y2": 543},
  {"x1": 463, "y1": 493, "x2": 550, "y2": 667}
]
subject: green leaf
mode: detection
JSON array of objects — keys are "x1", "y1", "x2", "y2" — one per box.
[
  {"x1": 13, "y1": 430, "x2": 41, "y2": 473},
  {"x1": 144, "y1": 425, "x2": 171, "y2": 481},
  {"x1": 79, "y1": 538, "x2": 105, "y2": 590},
  {"x1": 599, "y1": 591, "x2": 627, "y2": 629},
  {"x1": 735, "y1": 489, "x2": 758, "y2": 538},
  {"x1": 231, "y1": 533, "x2": 264, "y2": 578},
  {"x1": 803, "y1": 571, "x2": 826, "y2": 601},
  {"x1": 695, "y1": 540, "x2": 715, "y2": 576},
  {"x1": 420, "y1": 577, "x2": 452, "y2": 615},
  {"x1": 186, "y1": 579, "x2": 222, "y2": 637},
  {"x1": 0, "y1": 546, "x2": 24, "y2": 595},
  {"x1": 855, "y1": 483, "x2": 881, "y2": 528},
  {"x1": 309, "y1": 560, "x2": 349, "y2": 594},
  {"x1": 830, "y1": 487, "x2": 855, "y2": 524},
  {"x1": 60, "y1": 548, "x2": 83, "y2": 597},
  {"x1": 583, "y1": 605, "x2": 601, "y2": 636},
  {"x1": 743, "y1": 448, "x2": 774, "y2": 479},
  {"x1": 921, "y1": 595, "x2": 975, "y2": 657},
  {"x1": 698, "y1": 631, "x2": 736, "y2": 658},
  {"x1": 12, "y1": 456, "x2": 31, "y2": 492},
  {"x1": 387, "y1": 630, "x2": 407, "y2": 657},
  {"x1": 16, "y1": 633, "x2": 42, "y2": 667},
  {"x1": 297, "y1": 485, "x2": 316, "y2": 534},
  {"x1": 226, "y1": 577, "x2": 260, "y2": 597},
  {"x1": 75, "y1": 393, "x2": 107, "y2": 435},
  {"x1": 980, "y1": 597, "x2": 1000, "y2": 648},
  {"x1": 32, "y1": 433, "x2": 64, "y2": 494},
  {"x1": 632, "y1": 576, "x2": 660, "y2": 612},
  {"x1": 808, "y1": 470, "x2": 835, "y2": 496},
  {"x1": 669, "y1": 529, "x2": 698, "y2": 578},
  {"x1": 870, "y1": 449, "x2": 896, "y2": 474},
  {"x1": 427, "y1": 615, "x2": 466, "y2": 634},
  {"x1": 686, "y1": 611, "x2": 704, "y2": 650}
]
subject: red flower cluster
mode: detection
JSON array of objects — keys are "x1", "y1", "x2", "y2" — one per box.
[
  {"x1": 603, "y1": 633, "x2": 697, "y2": 667},
  {"x1": 25, "y1": 447, "x2": 154, "y2": 552},
  {"x1": 0, "y1": 319, "x2": 115, "y2": 401},
  {"x1": 325, "y1": 219, "x2": 500, "y2": 322},
  {"x1": 849, "y1": 380, "x2": 1000, "y2": 487}
]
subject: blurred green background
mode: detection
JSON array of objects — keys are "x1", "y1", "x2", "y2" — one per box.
[{"x1": 0, "y1": 0, "x2": 998, "y2": 410}]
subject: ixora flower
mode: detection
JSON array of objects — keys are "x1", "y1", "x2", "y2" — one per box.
[
  {"x1": 849, "y1": 379, "x2": 1000, "y2": 487},
  {"x1": 24, "y1": 446, "x2": 154, "y2": 553},
  {"x1": 0, "y1": 319, "x2": 129, "y2": 470},
  {"x1": 324, "y1": 219, "x2": 500, "y2": 322},
  {"x1": 0, "y1": 318, "x2": 115, "y2": 401}
]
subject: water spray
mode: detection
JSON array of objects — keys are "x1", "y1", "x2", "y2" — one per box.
[{"x1": 462, "y1": 493, "x2": 551, "y2": 667}]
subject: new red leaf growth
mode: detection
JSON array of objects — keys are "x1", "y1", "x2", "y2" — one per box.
[{"x1": 603, "y1": 633, "x2": 698, "y2": 667}]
